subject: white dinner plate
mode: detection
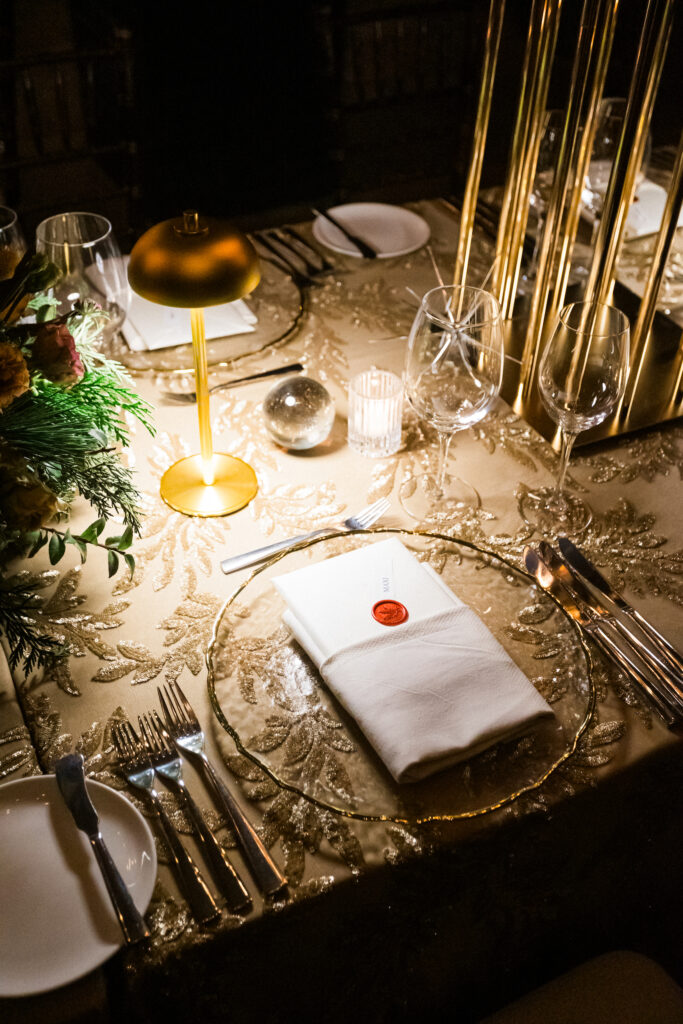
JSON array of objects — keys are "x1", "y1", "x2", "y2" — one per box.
[
  {"x1": 0, "y1": 775, "x2": 157, "y2": 998},
  {"x1": 312, "y1": 203, "x2": 431, "y2": 258}
]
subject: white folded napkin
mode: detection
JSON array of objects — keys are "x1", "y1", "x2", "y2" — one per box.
[
  {"x1": 623, "y1": 179, "x2": 683, "y2": 239},
  {"x1": 273, "y1": 538, "x2": 554, "y2": 783},
  {"x1": 122, "y1": 285, "x2": 257, "y2": 351}
]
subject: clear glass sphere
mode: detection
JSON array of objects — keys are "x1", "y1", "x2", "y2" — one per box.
[{"x1": 263, "y1": 375, "x2": 335, "y2": 450}]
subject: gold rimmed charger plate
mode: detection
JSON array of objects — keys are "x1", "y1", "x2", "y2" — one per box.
[{"x1": 208, "y1": 528, "x2": 596, "y2": 825}]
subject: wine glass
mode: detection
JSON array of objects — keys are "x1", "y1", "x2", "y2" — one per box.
[
  {"x1": 582, "y1": 98, "x2": 652, "y2": 236},
  {"x1": 523, "y1": 108, "x2": 564, "y2": 285},
  {"x1": 35, "y1": 212, "x2": 129, "y2": 344},
  {"x1": 399, "y1": 284, "x2": 505, "y2": 523},
  {"x1": 0, "y1": 206, "x2": 26, "y2": 267},
  {"x1": 520, "y1": 300, "x2": 630, "y2": 533}
]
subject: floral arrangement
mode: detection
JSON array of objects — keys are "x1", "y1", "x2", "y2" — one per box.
[{"x1": 0, "y1": 250, "x2": 154, "y2": 673}]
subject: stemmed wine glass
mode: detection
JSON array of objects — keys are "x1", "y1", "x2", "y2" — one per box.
[
  {"x1": 399, "y1": 284, "x2": 505, "y2": 523},
  {"x1": 0, "y1": 205, "x2": 27, "y2": 278},
  {"x1": 36, "y1": 212, "x2": 129, "y2": 345},
  {"x1": 520, "y1": 300, "x2": 630, "y2": 532},
  {"x1": 582, "y1": 97, "x2": 652, "y2": 238}
]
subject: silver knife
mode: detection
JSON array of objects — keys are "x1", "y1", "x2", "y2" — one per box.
[
  {"x1": 311, "y1": 207, "x2": 378, "y2": 259},
  {"x1": 524, "y1": 546, "x2": 678, "y2": 726},
  {"x1": 558, "y1": 536, "x2": 683, "y2": 686},
  {"x1": 538, "y1": 541, "x2": 683, "y2": 717},
  {"x1": 55, "y1": 754, "x2": 150, "y2": 945}
]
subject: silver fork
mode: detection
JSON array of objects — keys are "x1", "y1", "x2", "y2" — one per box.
[
  {"x1": 220, "y1": 496, "x2": 391, "y2": 575},
  {"x1": 157, "y1": 681, "x2": 287, "y2": 897},
  {"x1": 112, "y1": 720, "x2": 220, "y2": 925},
  {"x1": 138, "y1": 712, "x2": 252, "y2": 914}
]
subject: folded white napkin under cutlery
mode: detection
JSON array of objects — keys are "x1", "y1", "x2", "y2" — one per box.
[
  {"x1": 274, "y1": 538, "x2": 554, "y2": 783},
  {"x1": 122, "y1": 277, "x2": 257, "y2": 351}
]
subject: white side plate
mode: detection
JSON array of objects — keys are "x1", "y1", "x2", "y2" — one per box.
[
  {"x1": 312, "y1": 203, "x2": 430, "y2": 258},
  {"x1": 0, "y1": 775, "x2": 157, "y2": 998}
]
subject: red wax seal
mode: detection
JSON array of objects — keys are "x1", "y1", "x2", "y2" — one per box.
[{"x1": 372, "y1": 599, "x2": 408, "y2": 626}]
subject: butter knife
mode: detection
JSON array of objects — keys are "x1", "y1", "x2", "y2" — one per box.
[
  {"x1": 524, "y1": 547, "x2": 677, "y2": 726},
  {"x1": 558, "y1": 536, "x2": 683, "y2": 686},
  {"x1": 55, "y1": 753, "x2": 150, "y2": 944},
  {"x1": 311, "y1": 207, "x2": 378, "y2": 259}
]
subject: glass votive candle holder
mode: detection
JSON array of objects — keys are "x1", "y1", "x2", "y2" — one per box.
[{"x1": 348, "y1": 369, "x2": 403, "y2": 457}]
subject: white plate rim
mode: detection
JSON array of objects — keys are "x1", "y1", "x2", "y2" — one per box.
[
  {"x1": 312, "y1": 202, "x2": 431, "y2": 258},
  {"x1": 0, "y1": 774, "x2": 157, "y2": 998}
]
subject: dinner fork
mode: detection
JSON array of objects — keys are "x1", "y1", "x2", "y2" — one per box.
[
  {"x1": 112, "y1": 720, "x2": 220, "y2": 924},
  {"x1": 157, "y1": 681, "x2": 288, "y2": 897},
  {"x1": 138, "y1": 712, "x2": 252, "y2": 914},
  {"x1": 219, "y1": 496, "x2": 391, "y2": 575}
]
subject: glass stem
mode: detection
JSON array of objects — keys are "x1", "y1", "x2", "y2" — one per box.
[
  {"x1": 554, "y1": 429, "x2": 577, "y2": 502},
  {"x1": 435, "y1": 431, "x2": 454, "y2": 497}
]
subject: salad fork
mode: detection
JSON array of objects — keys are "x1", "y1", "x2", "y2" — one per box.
[
  {"x1": 112, "y1": 720, "x2": 220, "y2": 924},
  {"x1": 157, "y1": 681, "x2": 287, "y2": 897},
  {"x1": 138, "y1": 712, "x2": 252, "y2": 914},
  {"x1": 219, "y1": 496, "x2": 391, "y2": 575}
]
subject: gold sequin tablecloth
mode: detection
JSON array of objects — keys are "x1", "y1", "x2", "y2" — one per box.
[{"x1": 1, "y1": 201, "x2": 682, "y2": 1022}]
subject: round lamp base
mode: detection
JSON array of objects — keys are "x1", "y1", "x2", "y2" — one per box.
[{"x1": 160, "y1": 453, "x2": 258, "y2": 517}]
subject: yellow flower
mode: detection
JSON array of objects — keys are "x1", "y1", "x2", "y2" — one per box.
[
  {"x1": 0, "y1": 450, "x2": 59, "y2": 531},
  {"x1": 0, "y1": 341, "x2": 29, "y2": 410}
]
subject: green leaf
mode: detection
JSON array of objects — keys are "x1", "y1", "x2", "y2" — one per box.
[
  {"x1": 80, "y1": 518, "x2": 104, "y2": 543},
  {"x1": 105, "y1": 535, "x2": 121, "y2": 548},
  {"x1": 123, "y1": 552, "x2": 135, "y2": 577},
  {"x1": 48, "y1": 533, "x2": 66, "y2": 564},
  {"x1": 73, "y1": 537, "x2": 88, "y2": 562},
  {"x1": 28, "y1": 532, "x2": 49, "y2": 557},
  {"x1": 107, "y1": 550, "x2": 119, "y2": 577},
  {"x1": 119, "y1": 525, "x2": 134, "y2": 551}
]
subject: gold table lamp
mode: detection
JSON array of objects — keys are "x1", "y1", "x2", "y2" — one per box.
[{"x1": 128, "y1": 211, "x2": 260, "y2": 516}]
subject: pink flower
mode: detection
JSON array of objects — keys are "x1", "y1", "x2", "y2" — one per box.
[{"x1": 31, "y1": 323, "x2": 84, "y2": 383}]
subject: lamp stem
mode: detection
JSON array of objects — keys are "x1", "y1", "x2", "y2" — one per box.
[{"x1": 190, "y1": 308, "x2": 215, "y2": 486}]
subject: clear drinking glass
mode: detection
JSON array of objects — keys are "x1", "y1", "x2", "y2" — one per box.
[
  {"x1": 36, "y1": 212, "x2": 129, "y2": 343},
  {"x1": 583, "y1": 97, "x2": 652, "y2": 234},
  {"x1": 399, "y1": 284, "x2": 505, "y2": 523},
  {"x1": 0, "y1": 205, "x2": 27, "y2": 280},
  {"x1": 348, "y1": 369, "x2": 403, "y2": 457},
  {"x1": 520, "y1": 300, "x2": 630, "y2": 532},
  {"x1": 524, "y1": 108, "x2": 564, "y2": 284}
]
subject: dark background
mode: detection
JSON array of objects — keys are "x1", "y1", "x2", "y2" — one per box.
[{"x1": 1, "y1": 0, "x2": 680, "y2": 247}]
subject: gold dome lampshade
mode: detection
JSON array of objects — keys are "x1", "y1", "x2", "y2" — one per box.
[{"x1": 128, "y1": 211, "x2": 261, "y2": 517}]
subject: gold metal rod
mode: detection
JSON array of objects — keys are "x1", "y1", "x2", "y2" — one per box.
[
  {"x1": 190, "y1": 307, "x2": 215, "y2": 486},
  {"x1": 453, "y1": 0, "x2": 506, "y2": 289},
  {"x1": 492, "y1": 0, "x2": 547, "y2": 300},
  {"x1": 547, "y1": 0, "x2": 619, "y2": 320},
  {"x1": 621, "y1": 129, "x2": 683, "y2": 412},
  {"x1": 584, "y1": 0, "x2": 675, "y2": 307},
  {"x1": 499, "y1": 0, "x2": 563, "y2": 318},
  {"x1": 516, "y1": 0, "x2": 617, "y2": 405},
  {"x1": 502, "y1": 0, "x2": 563, "y2": 317}
]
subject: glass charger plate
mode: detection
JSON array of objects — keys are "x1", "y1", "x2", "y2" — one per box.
[
  {"x1": 104, "y1": 258, "x2": 304, "y2": 373},
  {"x1": 208, "y1": 529, "x2": 595, "y2": 824}
]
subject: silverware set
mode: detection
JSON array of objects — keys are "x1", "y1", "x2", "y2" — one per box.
[
  {"x1": 250, "y1": 226, "x2": 335, "y2": 287},
  {"x1": 525, "y1": 538, "x2": 683, "y2": 726},
  {"x1": 112, "y1": 680, "x2": 287, "y2": 924}
]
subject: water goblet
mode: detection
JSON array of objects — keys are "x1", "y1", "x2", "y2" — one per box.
[
  {"x1": 35, "y1": 212, "x2": 129, "y2": 344},
  {"x1": 520, "y1": 300, "x2": 630, "y2": 533},
  {"x1": 0, "y1": 206, "x2": 27, "y2": 320},
  {"x1": 583, "y1": 97, "x2": 652, "y2": 239},
  {"x1": 399, "y1": 284, "x2": 505, "y2": 524}
]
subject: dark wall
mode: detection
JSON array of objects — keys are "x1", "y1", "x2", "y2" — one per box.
[{"x1": 2, "y1": 0, "x2": 680, "y2": 241}]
